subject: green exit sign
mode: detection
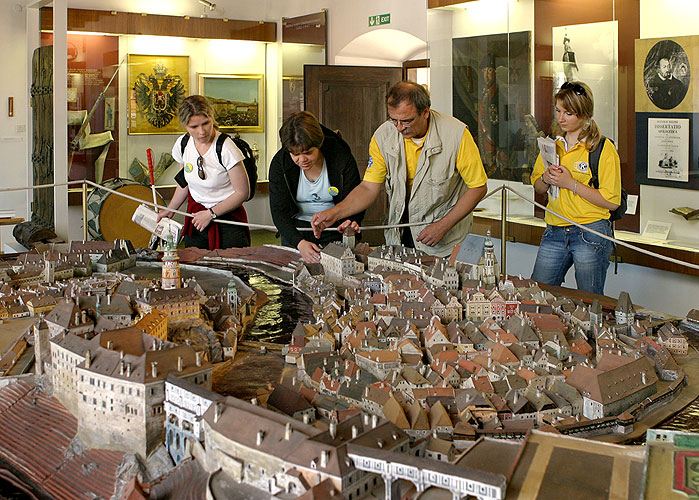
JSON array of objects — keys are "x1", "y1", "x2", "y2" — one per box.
[{"x1": 368, "y1": 14, "x2": 390, "y2": 27}]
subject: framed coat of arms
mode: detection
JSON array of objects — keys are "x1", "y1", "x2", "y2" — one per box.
[{"x1": 128, "y1": 54, "x2": 189, "y2": 135}]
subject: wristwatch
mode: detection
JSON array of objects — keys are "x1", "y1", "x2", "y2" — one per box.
[{"x1": 209, "y1": 207, "x2": 218, "y2": 220}]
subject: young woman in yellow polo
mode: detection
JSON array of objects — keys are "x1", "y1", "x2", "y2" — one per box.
[{"x1": 531, "y1": 81, "x2": 622, "y2": 295}]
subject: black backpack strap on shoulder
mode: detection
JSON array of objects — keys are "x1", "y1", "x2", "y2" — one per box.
[
  {"x1": 588, "y1": 136, "x2": 605, "y2": 189},
  {"x1": 180, "y1": 133, "x2": 190, "y2": 156},
  {"x1": 215, "y1": 132, "x2": 230, "y2": 168}
]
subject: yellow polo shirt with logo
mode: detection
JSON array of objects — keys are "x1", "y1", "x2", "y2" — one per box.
[
  {"x1": 363, "y1": 127, "x2": 487, "y2": 190},
  {"x1": 532, "y1": 137, "x2": 621, "y2": 226}
]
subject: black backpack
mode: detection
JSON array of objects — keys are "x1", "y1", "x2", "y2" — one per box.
[
  {"x1": 588, "y1": 136, "x2": 628, "y2": 222},
  {"x1": 178, "y1": 132, "x2": 258, "y2": 201}
]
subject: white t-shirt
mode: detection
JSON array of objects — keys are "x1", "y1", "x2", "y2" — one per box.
[
  {"x1": 172, "y1": 131, "x2": 245, "y2": 208},
  {"x1": 295, "y1": 161, "x2": 334, "y2": 221}
]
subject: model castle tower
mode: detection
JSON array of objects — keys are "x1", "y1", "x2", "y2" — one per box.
[
  {"x1": 161, "y1": 235, "x2": 181, "y2": 290},
  {"x1": 479, "y1": 230, "x2": 499, "y2": 286}
]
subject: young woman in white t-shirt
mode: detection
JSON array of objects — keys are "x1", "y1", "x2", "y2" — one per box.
[{"x1": 158, "y1": 95, "x2": 250, "y2": 249}]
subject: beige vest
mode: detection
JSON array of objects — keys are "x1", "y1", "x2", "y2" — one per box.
[{"x1": 374, "y1": 110, "x2": 473, "y2": 257}]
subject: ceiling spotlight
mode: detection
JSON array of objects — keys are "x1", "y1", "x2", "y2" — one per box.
[{"x1": 198, "y1": 0, "x2": 216, "y2": 10}]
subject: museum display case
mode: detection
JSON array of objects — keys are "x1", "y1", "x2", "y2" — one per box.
[{"x1": 426, "y1": 0, "x2": 699, "y2": 277}]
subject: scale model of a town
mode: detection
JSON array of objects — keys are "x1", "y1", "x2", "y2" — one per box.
[{"x1": 0, "y1": 233, "x2": 696, "y2": 500}]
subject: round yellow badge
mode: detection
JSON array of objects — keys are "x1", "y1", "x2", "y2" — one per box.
[
  {"x1": 328, "y1": 186, "x2": 339, "y2": 196},
  {"x1": 184, "y1": 163, "x2": 193, "y2": 173}
]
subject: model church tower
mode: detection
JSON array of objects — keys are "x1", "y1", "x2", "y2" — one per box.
[{"x1": 161, "y1": 235, "x2": 181, "y2": 290}]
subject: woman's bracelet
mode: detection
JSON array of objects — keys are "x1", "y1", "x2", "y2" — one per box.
[{"x1": 573, "y1": 181, "x2": 578, "y2": 195}]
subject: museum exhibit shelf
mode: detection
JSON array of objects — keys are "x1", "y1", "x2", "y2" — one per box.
[{"x1": 473, "y1": 211, "x2": 699, "y2": 277}]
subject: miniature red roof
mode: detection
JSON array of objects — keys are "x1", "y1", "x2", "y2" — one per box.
[{"x1": 0, "y1": 381, "x2": 124, "y2": 500}]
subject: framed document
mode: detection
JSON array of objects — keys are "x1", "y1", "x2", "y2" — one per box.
[{"x1": 647, "y1": 117, "x2": 689, "y2": 182}]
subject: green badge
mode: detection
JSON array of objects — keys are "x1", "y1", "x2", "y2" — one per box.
[{"x1": 328, "y1": 186, "x2": 339, "y2": 196}]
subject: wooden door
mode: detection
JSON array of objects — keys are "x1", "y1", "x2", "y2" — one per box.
[{"x1": 304, "y1": 65, "x2": 402, "y2": 245}]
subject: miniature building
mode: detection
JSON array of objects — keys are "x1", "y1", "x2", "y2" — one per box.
[
  {"x1": 51, "y1": 327, "x2": 212, "y2": 457},
  {"x1": 567, "y1": 356, "x2": 658, "y2": 419},
  {"x1": 657, "y1": 323, "x2": 689, "y2": 355},
  {"x1": 164, "y1": 374, "x2": 221, "y2": 465},
  {"x1": 200, "y1": 397, "x2": 408, "y2": 498},
  {"x1": 134, "y1": 288, "x2": 200, "y2": 322},
  {"x1": 320, "y1": 242, "x2": 361, "y2": 277}
]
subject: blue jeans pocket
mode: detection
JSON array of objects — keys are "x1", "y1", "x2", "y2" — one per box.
[{"x1": 581, "y1": 221, "x2": 610, "y2": 250}]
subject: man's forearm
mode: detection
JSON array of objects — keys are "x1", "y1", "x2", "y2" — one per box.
[{"x1": 332, "y1": 181, "x2": 382, "y2": 220}]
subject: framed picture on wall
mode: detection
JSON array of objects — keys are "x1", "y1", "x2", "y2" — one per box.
[
  {"x1": 635, "y1": 35, "x2": 699, "y2": 190},
  {"x1": 198, "y1": 74, "x2": 264, "y2": 133},
  {"x1": 127, "y1": 54, "x2": 188, "y2": 135}
]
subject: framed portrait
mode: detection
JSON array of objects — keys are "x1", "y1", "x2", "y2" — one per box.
[
  {"x1": 283, "y1": 76, "x2": 304, "y2": 121},
  {"x1": 635, "y1": 35, "x2": 697, "y2": 113},
  {"x1": 198, "y1": 73, "x2": 264, "y2": 133},
  {"x1": 104, "y1": 96, "x2": 115, "y2": 131},
  {"x1": 127, "y1": 54, "x2": 188, "y2": 135}
]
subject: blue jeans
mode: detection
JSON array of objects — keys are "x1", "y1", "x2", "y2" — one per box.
[{"x1": 531, "y1": 219, "x2": 614, "y2": 295}]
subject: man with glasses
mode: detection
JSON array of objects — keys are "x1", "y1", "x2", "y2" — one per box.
[{"x1": 311, "y1": 81, "x2": 487, "y2": 257}]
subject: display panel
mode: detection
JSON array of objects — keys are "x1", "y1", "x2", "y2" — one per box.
[{"x1": 452, "y1": 31, "x2": 533, "y2": 183}]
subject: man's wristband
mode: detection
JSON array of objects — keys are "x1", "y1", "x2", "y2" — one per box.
[{"x1": 209, "y1": 207, "x2": 218, "y2": 220}]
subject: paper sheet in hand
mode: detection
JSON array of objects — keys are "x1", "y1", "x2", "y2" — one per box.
[
  {"x1": 537, "y1": 137, "x2": 560, "y2": 200},
  {"x1": 132, "y1": 204, "x2": 182, "y2": 243}
]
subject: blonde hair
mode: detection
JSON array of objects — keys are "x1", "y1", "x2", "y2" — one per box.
[
  {"x1": 551, "y1": 81, "x2": 602, "y2": 151},
  {"x1": 177, "y1": 95, "x2": 219, "y2": 129}
]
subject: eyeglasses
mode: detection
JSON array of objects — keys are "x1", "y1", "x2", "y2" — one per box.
[
  {"x1": 197, "y1": 155, "x2": 206, "y2": 180},
  {"x1": 387, "y1": 115, "x2": 419, "y2": 128},
  {"x1": 561, "y1": 82, "x2": 587, "y2": 97}
]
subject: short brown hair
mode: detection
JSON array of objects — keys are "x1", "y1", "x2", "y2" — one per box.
[
  {"x1": 386, "y1": 81, "x2": 431, "y2": 113},
  {"x1": 177, "y1": 95, "x2": 218, "y2": 129},
  {"x1": 279, "y1": 111, "x2": 324, "y2": 153}
]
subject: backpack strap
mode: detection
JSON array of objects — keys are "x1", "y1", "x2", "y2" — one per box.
[
  {"x1": 215, "y1": 132, "x2": 229, "y2": 167},
  {"x1": 180, "y1": 133, "x2": 190, "y2": 156},
  {"x1": 587, "y1": 136, "x2": 606, "y2": 189}
]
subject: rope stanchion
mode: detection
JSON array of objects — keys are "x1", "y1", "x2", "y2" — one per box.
[{"x1": 2, "y1": 179, "x2": 698, "y2": 273}]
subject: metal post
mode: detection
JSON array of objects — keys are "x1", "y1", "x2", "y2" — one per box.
[
  {"x1": 82, "y1": 181, "x2": 88, "y2": 241},
  {"x1": 500, "y1": 186, "x2": 507, "y2": 276}
]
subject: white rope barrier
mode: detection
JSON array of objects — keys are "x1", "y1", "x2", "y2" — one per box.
[{"x1": 2, "y1": 180, "x2": 698, "y2": 272}]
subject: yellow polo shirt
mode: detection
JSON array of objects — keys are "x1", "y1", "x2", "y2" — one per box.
[
  {"x1": 531, "y1": 138, "x2": 621, "y2": 226},
  {"x1": 363, "y1": 127, "x2": 487, "y2": 190}
]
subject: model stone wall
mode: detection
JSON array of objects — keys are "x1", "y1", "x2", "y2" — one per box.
[{"x1": 77, "y1": 374, "x2": 147, "y2": 456}]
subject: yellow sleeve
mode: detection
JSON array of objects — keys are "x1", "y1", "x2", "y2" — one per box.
[
  {"x1": 597, "y1": 140, "x2": 622, "y2": 204},
  {"x1": 362, "y1": 136, "x2": 387, "y2": 184},
  {"x1": 455, "y1": 128, "x2": 488, "y2": 187},
  {"x1": 531, "y1": 153, "x2": 545, "y2": 183}
]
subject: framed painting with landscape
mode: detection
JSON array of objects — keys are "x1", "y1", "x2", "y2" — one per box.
[{"x1": 198, "y1": 73, "x2": 264, "y2": 133}]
